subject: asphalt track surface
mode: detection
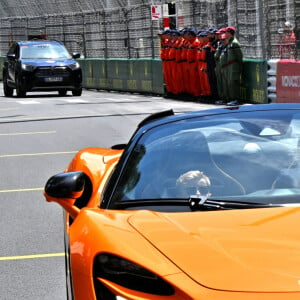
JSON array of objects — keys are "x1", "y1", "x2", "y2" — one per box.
[{"x1": 0, "y1": 85, "x2": 218, "y2": 299}]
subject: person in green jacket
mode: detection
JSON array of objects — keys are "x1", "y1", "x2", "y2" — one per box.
[
  {"x1": 223, "y1": 26, "x2": 243, "y2": 105},
  {"x1": 214, "y1": 28, "x2": 226, "y2": 103},
  {"x1": 215, "y1": 26, "x2": 243, "y2": 106},
  {"x1": 215, "y1": 32, "x2": 230, "y2": 104}
]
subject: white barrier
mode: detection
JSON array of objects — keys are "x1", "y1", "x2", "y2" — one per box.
[{"x1": 267, "y1": 59, "x2": 279, "y2": 103}]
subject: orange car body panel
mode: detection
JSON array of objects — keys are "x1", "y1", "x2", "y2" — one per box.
[
  {"x1": 66, "y1": 147, "x2": 123, "y2": 207},
  {"x1": 68, "y1": 206, "x2": 300, "y2": 299},
  {"x1": 49, "y1": 147, "x2": 300, "y2": 299}
]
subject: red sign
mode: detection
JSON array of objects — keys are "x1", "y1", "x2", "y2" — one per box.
[
  {"x1": 276, "y1": 60, "x2": 300, "y2": 103},
  {"x1": 151, "y1": 5, "x2": 162, "y2": 20},
  {"x1": 163, "y1": 17, "x2": 170, "y2": 29}
]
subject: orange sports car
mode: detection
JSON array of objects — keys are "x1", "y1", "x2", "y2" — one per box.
[{"x1": 44, "y1": 103, "x2": 300, "y2": 300}]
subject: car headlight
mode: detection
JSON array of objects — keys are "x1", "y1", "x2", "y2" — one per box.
[
  {"x1": 69, "y1": 62, "x2": 80, "y2": 70},
  {"x1": 93, "y1": 253, "x2": 174, "y2": 296},
  {"x1": 21, "y1": 63, "x2": 36, "y2": 71}
]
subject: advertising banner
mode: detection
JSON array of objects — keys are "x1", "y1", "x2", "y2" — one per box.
[{"x1": 276, "y1": 60, "x2": 300, "y2": 103}]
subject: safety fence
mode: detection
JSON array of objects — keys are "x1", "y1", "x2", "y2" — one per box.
[{"x1": 0, "y1": 0, "x2": 299, "y2": 60}]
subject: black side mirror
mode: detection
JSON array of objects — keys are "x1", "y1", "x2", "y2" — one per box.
[
  {"x1": 45, "y1": 171, "x2": 85, "y2": 199},
  {"x1": 72, "y1": 52, "x2": 81, "y2": 59}
]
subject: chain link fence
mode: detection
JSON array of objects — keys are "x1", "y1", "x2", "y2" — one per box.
[{"x1": 0, "y1": 0, "x2": 298, "y2": 60}]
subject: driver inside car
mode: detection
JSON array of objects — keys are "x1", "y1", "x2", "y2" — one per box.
[{"x1": 176, "y1": 170, "x2": 212, "y2": 198}]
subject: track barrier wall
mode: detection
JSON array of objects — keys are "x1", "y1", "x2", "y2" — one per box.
[
  {"x1": 80, "y1": 58, "x2": 269, "y2": 104},
  {"x1": 79, "y1": 58, "x2": 164, "y2": 95},
  {"x1": 267, "y1": 59, "x2": 279, "y2": 103},
  {"x1": 241, "y1": 59, "x2": 268, "y2": 104}
]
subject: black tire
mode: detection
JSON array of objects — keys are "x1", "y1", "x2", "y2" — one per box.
[
  {"x1": 3, "y1": 73, "x2": 13, "y2": 97},
  {"x1": 16, "y1": 77, "x2": 26, "y2": 98},
  {"x1": 72, "y1": 87, "x2": 82, "y2": 96},
  {"x1": 59, "y1": 90, "x2": 67, "y2": 96}
]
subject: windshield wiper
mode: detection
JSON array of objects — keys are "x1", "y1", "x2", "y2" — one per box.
[{"x1": 188, "y1": 195, "x2": 276, "y2": 211}]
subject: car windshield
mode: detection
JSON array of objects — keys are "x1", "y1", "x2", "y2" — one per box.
[
  {"x1": 111, "y1": 109, "x2": 300, "y2": 207},
  {"x1": 20, "y1": 43, "x2": 71, "y2": 59}
]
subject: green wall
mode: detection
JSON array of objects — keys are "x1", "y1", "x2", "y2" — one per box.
[
  {"x1": 79, "y1": 58, "x2": 267, "y2": 104},
  {"x1": 79, "y1": 58, "x2": 164, "y2": 95},
  {"x1": 241, "y1": 59, "x2": 268, "y2": 104}
]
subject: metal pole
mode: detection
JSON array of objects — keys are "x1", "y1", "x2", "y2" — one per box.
[
  {"x1": 82, "y1": 13, "x2": 87, "y2": 58},
  {"x1": 150, "y1": 6, "x2": 155, "y2": 59},
  {"x1": 257, "y1": 0, "x2": 267, "y2": 59},
  {"x1": 63, "y1": 15, "x2": 66, "y2": 45},
  {"x1": 294, "y1": 0, "x2": 300, "y2": 59},
  {"x1": 103, "y1": 11, "x2": 108, "y2": 59},
  {"x1": 124, "y1": 9, "x2": 131, "y2": 59},
  {"x1": 264, "y1": 0, "x2": 272, "y2": 59}
]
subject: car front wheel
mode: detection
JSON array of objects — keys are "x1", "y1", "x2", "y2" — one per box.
[
  {"x1": 72, "y1": 87, "x2": 82, "y2": 96},
  {"x1": 3, "y1": 72, "x2": 13, "y2": 97},
  {"x1": 16, "y1": 77, "x2": 26, "y2": 97},
  {"x1": 59, "y1": 90, "x2": 67, "y2": 96}
]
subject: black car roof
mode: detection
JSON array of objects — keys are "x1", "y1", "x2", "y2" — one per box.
[{"x1": 137, "y1": 103, "x2": 300, "y2": 132}]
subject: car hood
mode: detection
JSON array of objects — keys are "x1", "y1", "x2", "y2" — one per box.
[
  {"x1": 128, "y1": 206, "x2": 300, "y2": 292},
  {"x1": 21, "y1": 58, "x2": 75, "y2": 67}
]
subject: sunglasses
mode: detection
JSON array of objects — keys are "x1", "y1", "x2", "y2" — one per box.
[{"x1": 185, "y1": 186, "x2": 210, "y2": 196}]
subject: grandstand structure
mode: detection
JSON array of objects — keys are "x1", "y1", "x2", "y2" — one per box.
[{"x1": 0, "y1": 0, "x2": 299, "y2": 60}]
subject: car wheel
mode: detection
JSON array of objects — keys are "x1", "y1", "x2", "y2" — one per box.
[
  {"x1": 3, "y1": 72, "x2": 13, "y2": 97},
  {"x1": 59, "y1": 90, "x2": 67, "y2": 96},
  {"x1": 72, "y1": 87, "x2": 82, "y2": 96},
  {"x1": 16, "y1": 77, "x2": 26, "y2": 98}
]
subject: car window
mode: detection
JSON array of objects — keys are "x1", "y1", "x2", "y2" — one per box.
[
  {"x1": 20, "y1": 43, "x2": 71, "y2": 59},
  {"x1": 110, "y1": 110, "x2": 300, "y2": 206}
]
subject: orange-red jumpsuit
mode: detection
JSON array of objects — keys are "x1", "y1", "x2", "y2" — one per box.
[
  {"x1": 167, "y1": 37, "x2": 177, "y2": 94},
  {"x1": 160, "y1": 36, "x2": 169, "y2": 93},
  {"x1": 180, "y1": 39, "x2": 189, "y2": 94},
  {"x1": 196, "y1": 41, "x2": 211, "y2": 96},
  {"x1": 174, "y1": 36, "x2": 185, "y2": 95},
  {"x1": 187, "y1": 37, "x2": 201, "y2": 97},
  {"x1": 164, "y1": 38, "x2": 173, "y2": 93}
]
